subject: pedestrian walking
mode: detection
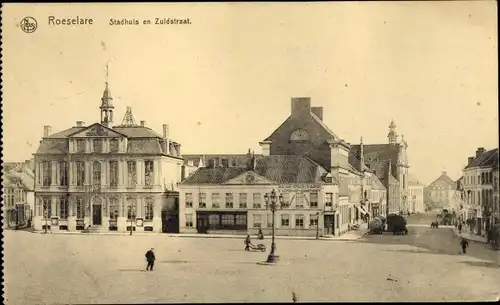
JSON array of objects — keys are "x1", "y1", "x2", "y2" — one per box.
[
  {"x1": 145, "y1": 248, "x2": 155, "y2": 271},
  {"x1": 460, "y1": 238, "x2": 469, "y2": 254},
  {"x1": 458, "y1": 223, "x2": 462, "y2": 234},
  {"x1": 244, "y1": 234, "x2": 251, "y2": 251}
]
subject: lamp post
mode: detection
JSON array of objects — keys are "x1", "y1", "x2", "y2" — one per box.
[
  {"x1": 129, "y1": 205, "x2": 136, "y2": 236},
  {"x1": 264, "y1": 189, "x2": 288, "y2": 263},
  {"x1": 315, "y1": 211, "x2": 324, "y2": 240}
]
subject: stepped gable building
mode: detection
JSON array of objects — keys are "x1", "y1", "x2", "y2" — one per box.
[
  {"x1": 179, "y1": 153, "x2": 341, "y2": 236},
  {"x1": 33, "y1": 78, "x2": 183, "y2": 234}
]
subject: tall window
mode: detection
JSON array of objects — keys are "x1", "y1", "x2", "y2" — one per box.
[
  {"x1": 281, "y1": 214, "x2": 290, "y2": 227},
  {"x1": 76, "y1": 139, "x2": 86, "y2": 153},
  {"x1": 59, "y1": 161, "x2": 68, "y2": 186},
  {"x1": 199, "y1": 193, "x2": 206, "y2": 208},
  {"x1": 109, "y1": 161, "x2": 119, "y2": 187},
  {"x1": 185, "y1": 193, "x2": 193, "y2": 208},
  {"x1": 144, "y1": 160, "x2": 154, "y2": 186},
  {"x1": 76, "y1": 161, "x2": 85, "y2": 186},
  {"x1": 221, "y1": 214, "x2": 233, "y2": 225},
  {"x1": 109, "y1": 139, "x2": 119, "y2": 152},
  {"x1": 145, "y1": 198, "x2": 154, "y2": 221},
  {"x1": 225, "y1": 193, "x2": 233, "y2": 208},
  {"x1": 239, "y1": 193, "x2": 247, "y2": 208},
  {"x1": 253, "y1": 214, "x2": 262, "y2": 228},
  {"x1": 42, "y1": 161, "x2": 51, "y2": 186},
  {"x1": 309, "y1": 214, "x2": 318, "y2": 227},
  {"x1": 127, "y1": 161, "x2": 137, "y2": 187},
  {"x1": 325, "y1": 193, "x2": 333, "y2": 207},
  {"x1": 127, "y1": 197, "x2": 137, "y2": 220},
  {"x1": 185, "y1": 214, "x2": 193, "y2": 227},
  {"x1": 310, "y1": 192, "x2": 318, "y2": 208},
  {"x1": 295, "y1": 214, "x2": 304, "y2": 228},
  {"x1": 59, "y1": 197, "x2": 69, "y2": 219},
  {"x1": 93, "y1": 139, "x2": 103, "y2": 153},
  {"x1": 92, "y1": 161, "x2": 101, "y2": 187},
  {"x1": 296, "y1": 194, "x2": 304, "y2": 208},
  {"x1": 267, "y1": 214, "x2": 273, "y2": 228},
  {"x1": 76, "y1": 198, "x2": 85, "y2": 218},
  {"x1": 109, "y1": 198, "x2": 119, "y2": 220},
  {"x1": 253, "y1": 193, "x2": 261, "y2": 208},
  {"x1": 235, "y1": 214, "x2": 247, "y2": 226},
  {"x1": 42, "y1": 197, "x2": 51, "y2": 218},
  {"x1": 212, "y1": 193, "x2": 220, "y2": 208}
]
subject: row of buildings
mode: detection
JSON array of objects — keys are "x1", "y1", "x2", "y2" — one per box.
[
  {"x1": 2, "y1": 161, "x2": 35, "y2": 229},
  {"x1": 6, "y1": 78, "x2": 425, "y2": 237},
  {"x1": 424, "y1": 147, "x2": 499, "y2": 238}
]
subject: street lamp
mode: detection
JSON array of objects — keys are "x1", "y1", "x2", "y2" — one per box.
[
  {"x1": 264, "y1": 189, "x2": 288, "y2": 263},
  {"x1": 128, "y1": 205, "x2": 136, "y2": 236},
  {"x1": 315, "y1": 211, "x2": 324, "y2": 240}
]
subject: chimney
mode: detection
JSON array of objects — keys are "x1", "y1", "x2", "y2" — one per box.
[
  {"x1": 291, "y1": 97, "x2": 311, "y2": 117},
  {"x1": 359, "y1": 136, "x2": 365, "y2": 172},
  {"x1": 442, "y1": 171, "x2": 447, "y2": 176},
  {"x1": 140, "y1": 120, "x2": 146, "y2": 127},
  {"x1": 76, "y1": 121, "x2": 85, "y2": 127},
  {"x1": 163, "y1": 124, "x2": 169, "y2": 138},
  {"x1": 43, "y1": 125, "x2": 52, "y2": 137},
  {"x1": 468, "y1": 157, "x2": 474, "y2": 165},
  {"x1": 476, "y1": 147, "x2": 485, "y2": 157},
  {"x1": 163, "y1": 124, "x2": 170, "y2": 155},
  {"x1": 311, "y1": 107, "x2": 323, "y2": 120}
]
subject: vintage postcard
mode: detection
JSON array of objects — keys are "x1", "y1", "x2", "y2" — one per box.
[{"x1": 1, "y1": 2, "x2": 498, "y2": 304}]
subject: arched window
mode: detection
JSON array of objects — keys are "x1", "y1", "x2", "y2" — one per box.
[
  {"x1": 92, "y1": 161, "x2": 101, "y2": 186},
  {"x1": 290, "y1": 129, "x2": 310, "y2": 141}
]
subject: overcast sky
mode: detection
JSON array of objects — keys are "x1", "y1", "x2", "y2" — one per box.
[{"x1": 2, "y1": 2, "x2": 498, "y2": 185}]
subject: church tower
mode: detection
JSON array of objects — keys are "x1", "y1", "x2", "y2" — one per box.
[
  {"x1": 387, "y1": 119, "x2": 398, "y2": 145},
  {"x1": 100, "y1": 64, "x2": 114, "y2": 127}
]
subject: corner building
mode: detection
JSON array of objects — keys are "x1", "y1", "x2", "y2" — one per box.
[{"x1": 33, "y1": 82, "x2": 183, "y2": 233}]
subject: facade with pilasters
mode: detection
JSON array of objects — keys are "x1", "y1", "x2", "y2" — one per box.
[{"x1": 33, "y1": 81, "x2": 183, "y2": 233}]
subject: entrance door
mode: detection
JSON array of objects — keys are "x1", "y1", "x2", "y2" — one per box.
[
  {"x1": 196, "y1": 213, "x2": 209, "y2": 233},
  {"x1": 92, "y1": 205, "x2": 102, "y2": 225},
  {"x1": 324, "y1": 215, "x2": 334, "y2": 235},
  {"x1": 161, "y1": 210, "x2": 179, "y2": 233}
]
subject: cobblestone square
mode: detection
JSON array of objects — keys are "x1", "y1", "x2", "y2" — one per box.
[{"x1": 4, "y1": 226, "x2": 499, "y2": 304}]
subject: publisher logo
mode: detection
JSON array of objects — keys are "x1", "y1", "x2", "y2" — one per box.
[{"x1": 20, "y1": 17, "x2": 37, "y2": 33}]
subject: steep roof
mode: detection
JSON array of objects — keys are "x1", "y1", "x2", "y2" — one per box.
[
  {"x1": 428, "y1": 172, "x2": 456, "y2": 187},
  {"x1": 408, "y1": 173, "x2": 423, "y2": 186},
  {"x1": 183, "y1": 153, "x2": 264, "y2": 167},
  {"x1": 181, "y1": 155, "x2": 328, "y2": 185},
  {"x1": 465, "y1": 148, "x2": 499, "y2": 169},
  {"x1": 351, "y1": 144, "x2": 400, "y2": 179},
  {"x1": 112, "y1": 126, "x2": 164, "y2": 139},
  {"x1": 3, "y1": 171, "x2": 34, "y2": 191},
  {"x1": 263, "y1": 112, "x2": 340, "y2": 142},
  {"x1": 371, "y1": 174, "x2": 387, "y2": 190}
]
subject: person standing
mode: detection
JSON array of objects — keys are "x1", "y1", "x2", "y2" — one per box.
[
  {"x1": 145, "y1": 248, "x2": 156, "y2": 271},
  {"x1": 244, "y1": 234, "x2": 251, "y2": 251},
  {"x1": 458, "y1": 223, "x2": 462, "y2": 234},
  {"x1": 460, "y1": 238, "x2": 469, "y2": 254}
]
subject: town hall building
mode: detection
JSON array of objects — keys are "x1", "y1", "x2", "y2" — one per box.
[{"x1": 33, "y1": 80, "x2": 184, "y2": 233}]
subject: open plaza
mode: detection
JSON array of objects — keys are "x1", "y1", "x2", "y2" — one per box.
[{"x1": 4, "y1": 214, "x2": 499, "y2": 304}]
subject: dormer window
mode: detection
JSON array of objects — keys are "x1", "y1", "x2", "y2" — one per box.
[
  {"x1": 326, "y1": 177, "x2": 333, "y2": 184},
  {"x1": 290, "y1": 129, "x2": 310, "y2": 142}
]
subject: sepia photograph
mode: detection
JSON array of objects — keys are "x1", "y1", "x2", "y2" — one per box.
[{"x1": 1, "y1": 1, "x2": 499, "y2": 304}]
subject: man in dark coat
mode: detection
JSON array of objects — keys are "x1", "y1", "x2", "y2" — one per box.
[
  {"x1": 460, "y1": 238, "x2": 469, "y2": 254},
  {"x1": 145, "y1": 248, "x2": 156, "y2": 271}
]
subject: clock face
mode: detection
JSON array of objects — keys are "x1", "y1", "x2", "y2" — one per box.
[
  {"x1": 290, "y1": 129, "x2": 310, "y2": 141},
  {"x1": 245, "y1": 175, "x2": 255, "y2": 183}
]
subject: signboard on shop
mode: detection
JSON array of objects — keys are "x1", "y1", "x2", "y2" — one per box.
[{"x1": 278, "y1": 184, "x2": 322, "y2": 192}]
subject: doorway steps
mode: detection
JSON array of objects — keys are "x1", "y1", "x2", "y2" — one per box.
[{"x1": 82, "y1": 225, "x2": 103, "y2": 233}]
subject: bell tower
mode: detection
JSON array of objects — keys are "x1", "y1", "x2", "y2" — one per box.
[
  {"x1": 387, "y1": 119, "x2": 398, "y2": 145},
  {"x1": 100, "y1": 63, "x2": 114, "y2": 127}
]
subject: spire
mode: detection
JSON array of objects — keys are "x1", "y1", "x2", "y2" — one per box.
[
  {"x1": 388, "y1": 119, "x2": 398, "y2": 145},
  {"x1": 100, "y1": 63, "x2": 114, "y2": 126},
  {"x1": 120, "y1": 106, "x2": 138, "y2": 126}
]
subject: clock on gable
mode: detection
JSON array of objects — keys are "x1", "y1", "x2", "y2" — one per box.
[
  {"x1": 290, "y1": 128, "x2": 310, "y2": 141},
  {"x1": 245, "y1": 174, "x2": 255, "y2": 183}
]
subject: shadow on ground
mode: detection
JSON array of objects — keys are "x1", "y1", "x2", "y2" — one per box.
[{"x1": 458, "y1": 261, "x2": 500, "y2": 269}]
